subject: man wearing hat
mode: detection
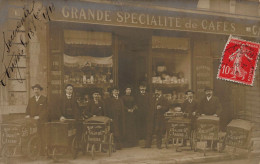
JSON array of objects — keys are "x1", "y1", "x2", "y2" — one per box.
[
  {"x1": 135, "y1": 82, "x2": 150, "y2": 141},
  {"x1": 106, "y1": 87, "x2": 125, "y2": 150},
  {"x1": 85, "y1": 89, "x2": 105, "y2": 117},
  {"x1": 145, "y1": 88, "x2": 169, "y2": 149},
  {"x1": 25, "y1": 84, "x2": 48, "y2": 121},
  {"x1": 199, "y1": 86, "x2": 222, "y2": 150},
  {"x1": 199, "y1": 87, "x2": 222, "y2": 116},
  {"x1": 25, "y1": 84, "x2": 48, "y2": 155}
]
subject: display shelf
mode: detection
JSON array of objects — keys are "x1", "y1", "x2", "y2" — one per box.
[{"x1": 69, "y1": 83, "x2": 113, "y2": 89}]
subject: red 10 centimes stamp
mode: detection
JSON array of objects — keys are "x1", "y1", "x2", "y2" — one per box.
[{"x1": 217, "y1": 36, "x2": 260, "y2": 86}]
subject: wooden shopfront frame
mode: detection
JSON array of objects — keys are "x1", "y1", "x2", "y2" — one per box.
[
  {"x1": 47, "y1": 22, "x2": 119, "y2": 100},
  {"x1": 46, "y1": 0, "x2": 260, "y2": 116}
]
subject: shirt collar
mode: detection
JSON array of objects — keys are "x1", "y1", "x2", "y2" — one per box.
[
  {"x1": 207, "y1": 96, "x2": 212, "y2": 101},
  {"x1": 66, "y1": 94, "x2": 72, "y2": 99},
  {"x1": 35, "y1": 95, "x2": 41, "y2": 101}
]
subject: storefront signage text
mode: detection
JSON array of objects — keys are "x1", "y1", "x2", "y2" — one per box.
[{"x1": 58, "y1": 5, "x2": 260, "y2": 37}]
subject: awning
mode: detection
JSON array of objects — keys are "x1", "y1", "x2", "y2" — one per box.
[{"x1": 64, "y1": 54, "x2": 113, "y2": 67}]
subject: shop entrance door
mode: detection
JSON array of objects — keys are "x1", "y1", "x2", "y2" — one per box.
[{"x1": 118, "y1": 33, "x2": 149, "y2": 95}]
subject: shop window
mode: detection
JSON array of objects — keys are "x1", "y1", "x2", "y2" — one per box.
[
  {"x1": 151, "y1": 36, "x2": 191, "y2": 107},
  {"x1": 63, "y1": 30, "x2": 114, "y2": 104}
]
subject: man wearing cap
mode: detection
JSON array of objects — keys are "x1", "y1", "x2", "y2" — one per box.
[
  {"x1": 106, "y1": 87, "x2": 125, "y2": 150},
  {"x1": 25, "y1": 84, "x2": 48, "y2": 155},
  {"x1": 145, "y1": 88, "x2": 169, "y2": 149},
  {"x1": 199, "y1": 87, "x2": 222, "y2": 116},
  {"x1": 85, "y1": 89, "x2": 105, "y2": 117},
  {"x1": 135, "y1": 82, "x2": 150, "y2": 141}
]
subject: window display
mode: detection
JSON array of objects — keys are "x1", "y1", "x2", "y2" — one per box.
[
  {"x1": 151, "y1": 36, "x2": 191, "y2": 106},
  {"x1": 62, "y1": 30, "x2": 114, "y2": 105}
]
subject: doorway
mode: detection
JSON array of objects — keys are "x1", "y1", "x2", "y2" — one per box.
[{"x1": 117, "y1": 30, "x2": 149, "y2": 95}]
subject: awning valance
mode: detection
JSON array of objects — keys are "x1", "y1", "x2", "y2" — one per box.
[{"x1": 64, "y1": 54, "x2": 113, "y2": 67}]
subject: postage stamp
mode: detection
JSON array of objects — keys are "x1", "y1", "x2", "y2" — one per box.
[{"x1": 217, "y1": 36, "x2": 260, "y2": 86}]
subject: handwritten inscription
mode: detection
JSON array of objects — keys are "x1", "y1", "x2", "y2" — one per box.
[{"x1": 0, "y1": 1, "x2": 54, "y2": 87}]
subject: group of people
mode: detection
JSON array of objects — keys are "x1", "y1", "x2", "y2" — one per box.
[{"x1": 25, "y1": 83, "x2": 223, "y2": 152}]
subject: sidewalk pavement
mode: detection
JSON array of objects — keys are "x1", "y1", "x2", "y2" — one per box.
[{"x1": 0, "y1": 144, "x2": 258, "y2": 164}]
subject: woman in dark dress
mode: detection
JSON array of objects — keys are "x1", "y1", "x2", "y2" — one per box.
[
  {"x1": 86, "y1": 90, "x2": 105, "y2": 117},
  {"x1": 121, "y1": 86, "x2": 138, "y2": 147}
]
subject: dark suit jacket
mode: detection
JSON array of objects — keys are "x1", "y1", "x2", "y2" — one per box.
[
  {"x1": 49, "y1": 94, "x2": 80, "y2": 121},
  {"x1": 147, "y1": 95, "x2": 169, "y2": 132},
  {"x1": 199, "y1": 96, "x2": 222, "y2": 116},
  {"x1": 135, "y1": 93, "x2": 150, "y2": 114},
  {"x1": 26, "y1": 95, "x2": 48, "y2": 122},
  {"x1": 60, "y1": 94, "x2": 80, "y2": 120},
  {"x1": 181, "y1": 99, "x2": 199, "y2": 115},
  {"x1": 105, "y1": 97, "x2": 126, "y2": 138},
  {"x1": 86, "y1": 100, "x2": 105, "y2": 117}
]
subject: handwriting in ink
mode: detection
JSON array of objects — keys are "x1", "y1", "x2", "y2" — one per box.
[{"x1": 0, "y1": 1, "x2": 55, "y2": 86}]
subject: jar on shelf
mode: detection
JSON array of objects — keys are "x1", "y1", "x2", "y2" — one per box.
[
  {"x1": 83, "y1": 75, "x2": 87, "y2": 84},
  {"x1": 90, "y1": 76, "x2": 94, "y2": 84}
]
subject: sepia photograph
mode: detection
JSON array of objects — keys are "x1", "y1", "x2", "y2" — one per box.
[{"x1": 0, "y1": 0, "x2": 260, "y2": 163}]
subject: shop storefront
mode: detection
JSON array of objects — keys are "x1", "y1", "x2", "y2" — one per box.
[
  {"x1": 46, "y1": 0, "x2": 260, "y2": 116},
  {"x1": 1, "y1": 0, "x2": 260, "y2": 137}
]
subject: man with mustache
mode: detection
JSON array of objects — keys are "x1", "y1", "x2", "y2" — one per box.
[
  {"x1": 199, "y1": 87, "x2": 222, "y2": 117},
  {"x1": 199, "y1": 86, "x2": 222, "y2": 150},
  {"x1": 136, "y1": 82, "x2": 150, "y2": 142},
  {"x1": 145, "y1": 88, "x2": 169, "y2": 149}
]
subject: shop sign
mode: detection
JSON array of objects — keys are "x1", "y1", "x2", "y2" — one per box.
[{"x1": 53, "y1": 2, "x2": 260, "y2": 37}]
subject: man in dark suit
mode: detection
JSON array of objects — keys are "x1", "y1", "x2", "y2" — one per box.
[
  {"x1": 85, "y1": 89, "x2": 105, "y2": 117},
  {"x1": 199, "y1": 87, "x2": 222, "y2": 116},
  {"x1": 182, "y1": 90, "x2": 198, "y2": 117},
  {"x1": 25, "y1": 84, "x2": 48, "y2": 121},
  {"x1": 145, "y1": 88, "x2": 169, "y2": 149},
  {"x1": 181, "y1": 90, "x2": 198, "y2": 148},
  {"x1": 58, "y1": 84, "x2": 82, "y2": 156},
  {"x1": 25, "y1": 84, "x2": 48, "y2": 155},
  {"x1": 105, "y1": 87, "x2": 125, "y2": 150},
  {"x1": 199, "y1": 86, "x2": 222, "y2": 150},
  {"x1": 59, "y1": 84, "x2": 80, "y2": 121},
  {"x1": 135, "y1": 83, "x2": 150, "y2": 141}
]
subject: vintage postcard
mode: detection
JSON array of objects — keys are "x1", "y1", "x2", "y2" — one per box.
[{"x1": 0, "y1": 0, "x2": 259, "y2": 164}]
